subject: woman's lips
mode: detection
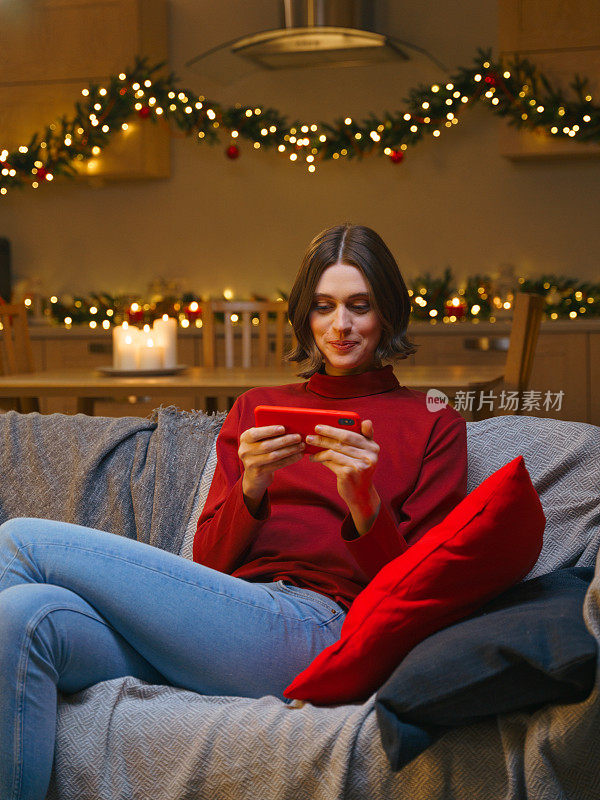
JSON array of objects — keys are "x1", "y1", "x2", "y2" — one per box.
[{"x1": 329, "y1": 341, "x2": 357, "y2": 351}]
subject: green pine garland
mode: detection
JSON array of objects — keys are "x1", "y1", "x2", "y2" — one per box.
[
  {"x1": 33, "y1": 270, "x2": 599, "y2": 328},
  {"x1": 2, "y1": 47, "x2": 600, "y2": 192}
]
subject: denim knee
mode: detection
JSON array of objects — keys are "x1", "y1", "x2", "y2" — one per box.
[
  {"x1": 0, "y1": 517, "x2": 37, "y2": 549},
  {"x1": 0, "y1": 583, "x2": 76, "y2": 650}
]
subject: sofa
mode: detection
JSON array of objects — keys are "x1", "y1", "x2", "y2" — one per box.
[{"x1": 0, "y1": 406, "x2": 599, "y2": 800}]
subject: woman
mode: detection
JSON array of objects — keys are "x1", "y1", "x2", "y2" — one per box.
[{"x1": 0, "y1": 223, "x2": 466, "y2": 800}]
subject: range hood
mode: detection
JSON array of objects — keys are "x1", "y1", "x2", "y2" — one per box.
[{"x1": 185, "y1": 0, "x2": 445, "y2": 73}]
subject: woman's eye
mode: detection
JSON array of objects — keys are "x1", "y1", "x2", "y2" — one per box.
[{"x1": 313, "y1": 304, "x2": 370, "y2": 312}]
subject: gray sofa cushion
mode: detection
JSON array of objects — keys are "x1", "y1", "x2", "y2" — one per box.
[{"x1": 466, "y1": 416, "x2": 600, "y2": 576}]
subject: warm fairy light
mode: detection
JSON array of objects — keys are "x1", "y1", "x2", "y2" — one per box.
[
  {"x1": 89, "y1": 320, "x2": 97, "y2": 329},
  {"x1": 429, "y1": 309, "x2": 438, "y2": 317},
  {"x1": 471, "y1": 305, "x2": 481, "y2": 314},
  {"x1": 64, "y1": 317, "x2": 72, "y2": 325},
  {"x1": 433, "y1": 130, "x2": 441, "y2": 137},
  {"x1": 92, "y1": 146, "x2": 101, "y2": 155},
  {"x1": 344, "y1": 117, "x2": 352, "y2": 125},
  {"x1": 410, "y1": 125, "x2": 418, "y2": 132},
  {"x1": 180, "y1": 318, "x2": 190, "y2": 328},
  {"x1": 102, "y1": 320, "x2": 110, "y2": 329},
  {"x1": 569, "y1": 311, "x2": 578, "y2": 318},
  {"x1": 431, "y1": 84, "x2": 440, "y2": 92},
  {"x1": 223, "y1": 288, "x2": 234, "y2": 300},
  {"x1": 503, "y1": 301, "x2": 511, "y2": 310},
  {"x1": 503, "y1": 71, "x2": 511, "y2": 78},
  {"x1": 107, "y1": 309, "x2": 114, "y2": 316},
  {"x1": 82, "y1": 89, "x2": 89, "y2": 96},
  {"x1": 422, "y1": 101, "x2": 430, "y2": 110},
  {"x1": 403, "y1": 113, "x2": 411, "y2": 121},
  {"x1": 89, "y1": 306, "x2": 98, "y2": 314},
  {"x1": 308, "y1": 165, "x2": 316, "y2": 172},
  {"x1": 290, "y1": 153, "x2": 298, "y2": 161},
  {"x1": 195, "y1": 319, "x2": 203, "y2": 327},
  {"x1": 230, "y1": 314, "x2": 239, "y2": 323},
  {"x1": 474, "y1": 74, "x2": 482, "y2": 82},
  {"x1": 119, "y1": 73, "x2": 126, "y2": 80},
  {"x1": 24, "y1": 298, "x2": 32, "y2": 307},
  {"x1": 50, "y1": 296, "x2": 58, "y2": 303},
  {"x1": 189, "y1": 301, "x2": 199, "y2": 313},
  {"x1": 130, "y1": 303, "x2": 140, "y2": 312}
]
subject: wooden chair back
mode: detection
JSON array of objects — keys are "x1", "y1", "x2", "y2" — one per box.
[
  {"x1": 201, "y1": 300, "x2": 296, "y2": 369},
  {"x1": 0, "y1": 301, "x2": 40, "y2": 413},
  {"x1": 503, "y1": 291, "x2": 545, "y2": 413}
]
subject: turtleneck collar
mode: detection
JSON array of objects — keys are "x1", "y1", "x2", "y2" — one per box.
[{"x1": 306, "y1": 363, "x2": 400, "y2": 399}]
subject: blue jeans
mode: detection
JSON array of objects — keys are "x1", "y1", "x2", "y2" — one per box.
[{"x1": 0, "y1": 517, "x2": 346, "y2": 800}]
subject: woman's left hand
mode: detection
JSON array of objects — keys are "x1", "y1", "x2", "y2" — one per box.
[{"x1": 306, "y1": 420, "x2": 381, "y2": 535}]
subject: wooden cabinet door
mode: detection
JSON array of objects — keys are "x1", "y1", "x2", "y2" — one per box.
[
  {"x1": 498, "y1": 0, "x2": 600, "y2": 159},
  {"x1": 0, "y1": 0, "x2": 170, "y2": 184}
]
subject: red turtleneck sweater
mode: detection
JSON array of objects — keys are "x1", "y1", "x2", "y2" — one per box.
[{"x1": 193, "y1": 365, "x2": 467, "y2": 611}]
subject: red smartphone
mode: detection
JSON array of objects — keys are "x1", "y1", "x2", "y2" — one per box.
[{"x1": 254, "y1": 405, "x2": 362, "y2": 455}]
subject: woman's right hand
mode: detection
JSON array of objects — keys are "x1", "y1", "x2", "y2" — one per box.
[{"x1": 239, "y1": 426, "x2": 305, "y2": 512}]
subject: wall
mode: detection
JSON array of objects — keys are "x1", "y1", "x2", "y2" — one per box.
[{"x1": 1, "y1": 0, "x2": 599, "y2": 300}]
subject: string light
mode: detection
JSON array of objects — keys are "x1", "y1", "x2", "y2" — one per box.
[{"x1": 3, "y1": 52, "x2": 600, "y2": 194}]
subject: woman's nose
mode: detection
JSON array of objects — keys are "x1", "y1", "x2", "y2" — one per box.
[{"x1": 332, "y1": 311, "x2": 351, "y2": 331}]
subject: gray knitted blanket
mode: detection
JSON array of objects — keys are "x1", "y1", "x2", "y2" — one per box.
[{"x1": 0, "y1": 406, "x2": 227, "y2": 554}]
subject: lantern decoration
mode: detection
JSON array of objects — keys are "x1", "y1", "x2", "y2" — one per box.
[
  {"x1": 444, "y1": 296, "x2": 468, "y2": 319},
  {"x1": 127, "y1": 302, "x2": 144, "y2": 324}
]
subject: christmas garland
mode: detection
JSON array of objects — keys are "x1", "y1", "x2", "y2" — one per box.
[
  {"x1": 2, "y1": 47, "x2": 599, "y2": 193},
  {"x1": 22, "y1": 270, "x2": 599, "y2": 328}
]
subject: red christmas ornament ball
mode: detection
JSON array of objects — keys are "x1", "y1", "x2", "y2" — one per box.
[
  {"x1": 36, "y1": 166, "x2": 48, "y2": 180},
  {"x1": 226, "y1": 144, "x2": 240, "y2": 160},
  {"x1": 389, "y1": 149, "x2": 405, "y2": 164},
  {"x1": 484, "y1": 75, "x2": 497, "y2": 86},
  {"x1": 138, "y1": 106, "x2": 151, "y2": 119}
]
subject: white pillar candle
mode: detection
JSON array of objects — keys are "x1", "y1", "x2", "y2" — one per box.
[
  {"x1": 120, "y1": 327, "x2": 141, "y2": 371},
  {"x1": 152, "y1": 315, "x2": 178, "y2": 368},
  {"x1": 138, "y1": 335, "x2": 164, "y2": 370},
  {"x1": 113, "y1": 322, "x2": 140, "y2": 370}
]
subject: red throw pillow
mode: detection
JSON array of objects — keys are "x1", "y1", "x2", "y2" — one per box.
[{"x1": 284, "y1": 455, "x2": 545, "y2": 705}]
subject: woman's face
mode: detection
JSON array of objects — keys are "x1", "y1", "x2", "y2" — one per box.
[{"x1": 309, "y1": 263, "x2": 383, "y2": 376}]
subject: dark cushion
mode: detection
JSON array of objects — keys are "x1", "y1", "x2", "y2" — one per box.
[{"x1": 376, "y1": 567, "x2": 597, "y2": 770}]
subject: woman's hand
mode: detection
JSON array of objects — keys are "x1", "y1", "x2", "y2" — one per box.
[
  {"x1": 239, "y1": 426, "x2": 305, "y2": 514},
  {"x1": 306, "y1": 420, "x2": 381, "y2": 536}
]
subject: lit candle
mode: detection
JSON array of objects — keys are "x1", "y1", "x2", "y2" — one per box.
[
  {"x1": 152, "y1": 314, "x2": 177, "y2": 368},
  {"x1": 112, "y1": 322, "x2": 140, "y2": 370},
  {"x1": 138, "y1": 335, "x2": 164, "y2": 370}
]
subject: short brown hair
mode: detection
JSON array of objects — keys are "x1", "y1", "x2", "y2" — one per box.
[{"x1": 285, "y1": 223, "x2": 416, "y2": 378}]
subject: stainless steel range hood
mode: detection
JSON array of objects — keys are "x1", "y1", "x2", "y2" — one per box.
[{"x1": 185, "y1": 0, "x2": 445, "y2": 73}]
